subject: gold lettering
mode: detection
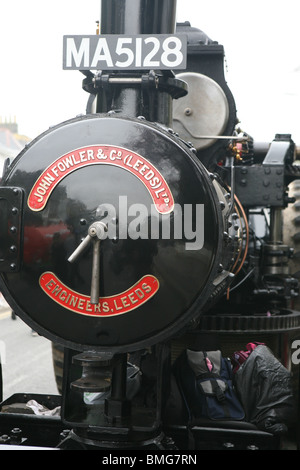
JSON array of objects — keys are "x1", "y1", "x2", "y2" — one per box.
[
  {"x1": 121, "y1": 296, "x2": 130, "y2": 308},
  {"x1": 149, "y1": 176, "x2": 160, "y2": 187},
  {"x1": 33, "y1": 192, "x2": 44, "y2": 203},
  {"x1": 133, "y1": 159, "x2": 143, "y2": 171},
  {"x1": 59, "y1": 290, "x2": 68, "y2": 301},
  {"x1": 45, "y1": 279, "x2": 56, "y2": 290},
  {"x1": 94, "y1": 303, "x2": 101, "y2": 312},
  {"x1": 71, "y1": 154, "x2": 80, "y2": 164},
  {"x1": 87, "y1": 149, "x2": 94, "y2": 160},
  {"x1": 52, "y1": 285, "x2": 62, "y2": 296},
  {"x1": 135, "y1": 288, "x2": 144, "y2": 300},
  {"x1": 113, "y1": 299, "x2": 123, "y2": 311},
  {"x1": 125, "y1": 155, "x2": 133, "y2": 167},
  {"x1": 79, "y1": 150, "x2": 87, "y2": 162},
  {"x1": 142, "y1": 282, "x2": 151, "y2": 293},
  {"x1": 128, "y1": 292, "x2": 138, "y2": 304},
  {"x1": 139, "y1": 164, "x2": 150, "y2": 176},
  {"x1": 69, "y1": 296, "x2": 78, "y2": 307}
]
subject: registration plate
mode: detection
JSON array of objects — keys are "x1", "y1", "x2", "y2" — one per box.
[{"x1": 63, "y1": 34, "x2": 187, "y2": 71}]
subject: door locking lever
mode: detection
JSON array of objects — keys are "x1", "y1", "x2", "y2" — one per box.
[{"x1": 68, "y1": 221, "x2": 108, "y2": 304}]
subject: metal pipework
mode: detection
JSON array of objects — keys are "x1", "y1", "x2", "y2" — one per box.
[
  {"x1": 100, "y1": 0, "x2": 177, "y2": 35},
  {"x1": 97, "y1": 0, "x2": 179, "y2": 126},
  {"x1": 270, "y1": 207, "x2": 283, "y2": 244}
]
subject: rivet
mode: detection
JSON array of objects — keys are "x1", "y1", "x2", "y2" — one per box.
[{"x1": 184, "y1": 107, "x2": 193, "y2": 116}]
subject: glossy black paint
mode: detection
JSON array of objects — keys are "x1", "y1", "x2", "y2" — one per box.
[
  {"x1": 100, "y1": 0, "x2": 177, "y2": 35},
  {"x1": 93, "y1": 0, "x2": 183, "y2": 128},
  {"x1": 0, "y1": 114, "x2": 223, "y2": 351}
]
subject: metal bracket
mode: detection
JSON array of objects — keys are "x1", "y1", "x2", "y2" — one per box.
[
  {"x1": 232, "y1": 136, "x2": 295, "y2": 208},
  {"x1": 262, "y1": 139, "x2": 293, "y2": 166},
  {"x1": 82, "y1": 70, "x2": 188, "y2": 100},
  {"x1": 0, "y1": 187, "x2": 24, "y2": 272}
]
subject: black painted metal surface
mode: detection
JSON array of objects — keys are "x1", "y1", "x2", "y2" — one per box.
[
  {"x1": 0, "y1": 114, "x2": 223, "y2": 352},
  {"x1": 100, "y1": 0, "x2": 177, "y2": 35}
]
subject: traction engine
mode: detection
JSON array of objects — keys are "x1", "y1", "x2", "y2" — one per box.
[{"x1": 0, "y1": 0, "x2": 299, "y2": 450}]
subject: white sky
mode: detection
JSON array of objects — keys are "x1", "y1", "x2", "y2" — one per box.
[{"x1": 0, "y1": 0, "x2": 300, "y2": 145}]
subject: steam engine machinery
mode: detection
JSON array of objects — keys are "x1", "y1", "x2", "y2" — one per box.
[{"x1": 0, "y1": 0, "x2": 299, "y2": 450}]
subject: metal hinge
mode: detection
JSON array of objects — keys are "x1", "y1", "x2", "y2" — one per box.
[{"x1": 0, "y1": 187, "x2": 24, "y2": 272}]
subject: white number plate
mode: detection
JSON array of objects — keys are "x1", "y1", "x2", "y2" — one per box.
[{"x1": 63, "y1": 34, "x2": 187, "y2": 71}]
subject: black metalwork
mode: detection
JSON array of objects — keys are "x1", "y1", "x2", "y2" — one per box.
[
  {"x1": 0, "y1": 187, "x2": 24, "y2": 273},
  {"x1": 0, "y1": 0, "x2": 300, "y2": 452},
  {"x1": 84, "y1": 0, "x2": 187, "y2": 126}
]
